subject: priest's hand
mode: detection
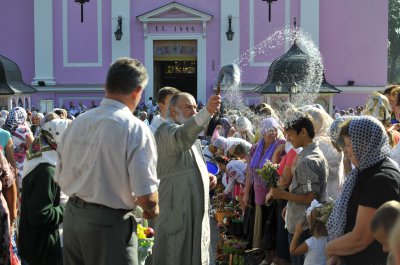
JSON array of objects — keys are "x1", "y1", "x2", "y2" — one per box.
[{"x1": 206, "y1": 94, "x2": 221, "y2": 115}]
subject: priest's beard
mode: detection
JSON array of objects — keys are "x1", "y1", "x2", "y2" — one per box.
[{"x1": 174, "y1": 109, "x2": 188, "y2": 125}]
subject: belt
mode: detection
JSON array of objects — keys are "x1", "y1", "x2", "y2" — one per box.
[{"x1": 68, "y1": 197, "x2": 131, "y2": 213}]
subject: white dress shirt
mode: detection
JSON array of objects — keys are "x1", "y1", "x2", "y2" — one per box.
[
  {"x1": 54, "y1": 98, "x2": 159, "y2": 210},
  {"x1": 149, "y1": 114, "x2": 165, "y2": 134}
]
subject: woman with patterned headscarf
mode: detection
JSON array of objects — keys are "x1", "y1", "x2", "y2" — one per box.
[
  {"x1": 326, "y1": 116, "x2": 400, "y2": 265},
  {"x1": 242, "y1": 117, "x2": 285, "y2": 264},
  {"x1": 4, "y1": 107, "x2": 34, "y2": 189},
  {"x1": 362, "y1": 91, "x2": 400, "y2": 147},
  {"x1": 18, "y1": 119, "x2": 70, "y2": 265}
]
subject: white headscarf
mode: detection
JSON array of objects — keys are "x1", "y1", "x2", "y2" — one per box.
[
  {"x1": 236, "y1": 116, "x2": 252, "y2": 133},
  {"x1": 300, "y1": 105, "x2": 333, "y2": 138}
]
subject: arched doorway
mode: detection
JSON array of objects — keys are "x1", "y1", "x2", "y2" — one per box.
[{"x1": 153, "y1": 40, "x2": 197, "y2": 99}]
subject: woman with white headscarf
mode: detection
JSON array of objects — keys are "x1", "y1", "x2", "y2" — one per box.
[
  {"x1": 301, "y1": 105, "x2": 344, "y2": 201},
  {"x1": 326, "y1": 116, "x2": 400, "y2": 265},
  {"x1": 243, "y1": 118, "x2": 285, "y2": 264},
  {"x1": 234, "y1": 116, "x2": 254, "y2": 143},
  {"x1": 18, "y1": 119, "x2": 70, "y2": 265},
  {"x1": 211, "y1": 136, "x2": 252, "y2": 156}
]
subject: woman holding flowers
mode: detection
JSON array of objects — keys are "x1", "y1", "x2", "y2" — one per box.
[
  {"x1": 326, "y1": 116, "x2": 400, "y2": 265},
  {"x1": 242, "y1": 117, "x2": 285, "y2": 265}
]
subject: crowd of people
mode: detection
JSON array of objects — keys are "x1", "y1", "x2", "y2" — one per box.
[{"x1": 1, "y1": 57, "x2": 400, "y2": 265}]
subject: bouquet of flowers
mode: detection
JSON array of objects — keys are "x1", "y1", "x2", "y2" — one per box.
[
  {"x1": 316, "y1": 202, "x2": 334, "y2": 225},
  {"x1": 137, "y1": 223, "x2": 154, "y2": 265},
  {"x1": 256, "y1": 161, "x2": 279, "y2": 188},
  {"x1": 221, "y1": 238, "x2": 247, "y2": 255},
  {"x1": 134, "y1": 207, "x2": 155, "y2": 265}
]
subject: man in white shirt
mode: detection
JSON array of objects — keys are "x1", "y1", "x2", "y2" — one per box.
[
  {"x1": 146, "y1": 96, "x2": 154, "y2": 110},
  {"x1": 149, "y1": 86, "x2": 180, "y2": 134},
  {"x1": 77, "y1": 101, "x2": 87, "y2": 113},
  {"x1": 54, "y1": 57, "x2": 159, "y2": 265},
  {"x1": 139, "y1": 111, "x2": 150, "y2": 126},
  {"x1": 68, "y1": 102, "x2": 79, "y2": 117}
]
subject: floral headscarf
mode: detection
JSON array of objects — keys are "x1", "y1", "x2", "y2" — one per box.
[
  {"x1": 22, "y1": 119, "x2": 69, "y2": 178},
  {"x1": 4, "y1": 107, "x2": 27, "y2": 132},
  {"x1": 327, "y1": 116, "x2": 391, "y2": 240},
  {"x1": 362, "y1": 91, "x2": 392, "y2": 125}
]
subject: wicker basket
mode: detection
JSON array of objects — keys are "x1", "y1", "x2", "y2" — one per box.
[{"x1": 215, "y1": 210, "x2": 226, "y2": 224}]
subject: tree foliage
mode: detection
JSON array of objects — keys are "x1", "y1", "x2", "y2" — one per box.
[{"x1": 388, "y1": 0, "x2": 400, "y2": 83}]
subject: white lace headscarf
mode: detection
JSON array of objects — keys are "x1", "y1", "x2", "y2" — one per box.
[
  {"x1": 236, "y1": 116, "x2": 253, "y2": 133},
  {"x1": 228, "y1": 114, "x2": 239, "y2": 126},
  {"x1": 327, "y1": 116, "x2": 391, "y2": 240},
  {"x1": 300, "y1": 105, "x2": 333, "y2": 138}
]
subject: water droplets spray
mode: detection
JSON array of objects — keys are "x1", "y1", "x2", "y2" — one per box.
[{"x1": 218, "y1": 26, "x2": 325, "y2": 127}]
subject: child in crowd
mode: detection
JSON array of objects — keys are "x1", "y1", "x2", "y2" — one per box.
[
  {"x1": 389, "y1": 216, "x2": 400, "y2": 265},
  {"x1": 290, "y1": 200, "x2": 328, "y2": 265},
  {"x1": 270, "y1": 110, "x2": 328, "y2": 265},
  {"x1": 215, "y1": 155, "x2": 247, "y2": 212},
  {"x1": 370, "y1": 200, "x2": 400, "y2": 253}
]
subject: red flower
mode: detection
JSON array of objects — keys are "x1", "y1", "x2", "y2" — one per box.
[{"x1": 32, "y1": 144, "x2": 40, "y2": 152}]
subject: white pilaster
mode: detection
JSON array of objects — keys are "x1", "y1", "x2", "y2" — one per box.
[
  {"x1": 220, "y1": 0, "x2": 240, "y2": 66},
  {"x1": 329, "y1": 95, "x2": 333, "y2": 115},
  {"x1": 8, "y1": 98, "x2": 12, "y2": 111},
  {"x1": 32, "y1": 0, "x2": 56, "y2": 85},
  {"x1": 111, "y1": 0, "x2": 131, "y2": 61},
  {"x1": 300, "y1": 0, "x2": 320, "y2": 47}
]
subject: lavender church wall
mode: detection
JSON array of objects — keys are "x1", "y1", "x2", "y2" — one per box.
[
  {"x1": 320, "y1": 0, "x2": 388, "y2": 86},
  {"x1": 0, "y1": 2, "x2": 34, "y2": 84},
  {"x1": 0, "y1": 1, "x2": 390, "y2": 111}
]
